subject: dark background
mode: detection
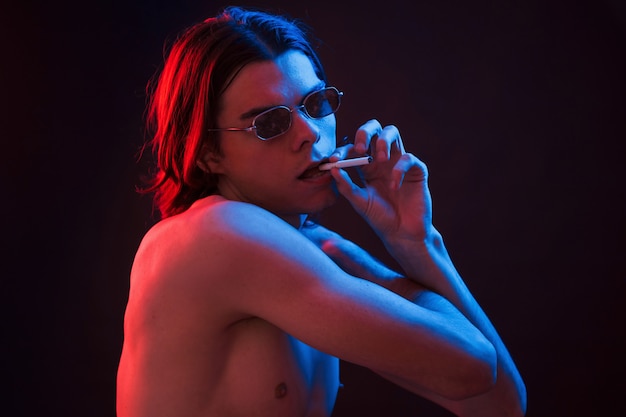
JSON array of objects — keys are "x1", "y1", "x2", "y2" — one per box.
[{"x1": 3, "y1": 0, "x2": 625, "y2": 416}]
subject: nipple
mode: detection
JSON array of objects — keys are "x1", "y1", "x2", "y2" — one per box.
[{"x1": 274, "y1": 382, "x2": 288, "y2": 398}]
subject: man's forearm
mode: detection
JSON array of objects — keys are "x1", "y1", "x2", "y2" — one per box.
[
  {"x1": 383, "y1": 227, "x2": 527, "y2": 416},
  {"x1": 320, "y1": 235, "x2": 428, "y2": 300}
]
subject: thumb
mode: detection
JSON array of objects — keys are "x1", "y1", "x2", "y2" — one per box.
[
  {"x1": 330, "y1": 168, "x2": 369, "y2": 215},
  {"x1": 329, "y1": 142, "x2": 353, "y2": 161}
]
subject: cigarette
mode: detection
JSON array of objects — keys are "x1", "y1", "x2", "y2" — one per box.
[{"x1": 318, "y1": 156, "x2": 373, "y2": 171}]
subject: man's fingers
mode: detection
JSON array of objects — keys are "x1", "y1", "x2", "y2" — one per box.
[
  {"x1": 354, "y1": 119, "x2": 383, "y2": 154},
  {"x1": 330, "y1": 168, "x2": 368, "y2": 212},
  {"x1": 391, "y1": 153, "x2": 428, "y2": 189}
]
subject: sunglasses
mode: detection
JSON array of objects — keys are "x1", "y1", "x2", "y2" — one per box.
[{"x1": 208, "y1": 86, "x2": 343, "y2": 141}]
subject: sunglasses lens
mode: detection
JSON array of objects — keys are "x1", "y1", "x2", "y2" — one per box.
[
  {"x1": 254, "y1": 107, "x2": 292, "y2": 140},
  {"x1": 251, "y1": 88, "x2": 342, "y2": 140},
  {"x1": 304, "y1": 88, "x2": 341, "y2": 118}
]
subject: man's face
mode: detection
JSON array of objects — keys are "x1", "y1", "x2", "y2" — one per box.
[{"x1": 206, "y1": 50, "x2": 339, "y2": 225}]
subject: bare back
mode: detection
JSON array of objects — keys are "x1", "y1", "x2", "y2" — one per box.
[{"x1": 117, "y1": 196, "x2": 340, "y2": 417}]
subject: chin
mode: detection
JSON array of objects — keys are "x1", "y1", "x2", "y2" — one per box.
[
  {"x1": 275, "y1": 190, "x2": 338, "y2": 219},
  {"x1": 304, "y1": 192, "x2": 338, "y2": 216},
  {"x1": 311, "y1": 185, "x2": 338, "y2": 208}
]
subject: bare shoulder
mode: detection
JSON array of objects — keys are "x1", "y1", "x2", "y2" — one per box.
[
  {"x1": 128, "y1": 196, "x2": 326, "y2": 321},
  {"x1": 133, "y1": 196, "x2": 311, "y2": 279},
  {"x1": 138, "y1": 195, "x2": 302, "y2": 253}
]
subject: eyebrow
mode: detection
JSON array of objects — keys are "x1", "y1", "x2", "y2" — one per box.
[
  {"x1": 239, "y1": 106, "x2": 274, "y2": 122},
  {"x1": 238, "y1": 82, "x2": 326, "y2": 122}
]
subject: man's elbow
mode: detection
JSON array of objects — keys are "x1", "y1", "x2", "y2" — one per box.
[{"x1": 443, "y1": 340, "x2": 497, "y2": 401}]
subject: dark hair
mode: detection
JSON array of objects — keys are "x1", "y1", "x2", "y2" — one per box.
[{"x1": 143, "y1": 6, "x2": 327, "y2": 218}]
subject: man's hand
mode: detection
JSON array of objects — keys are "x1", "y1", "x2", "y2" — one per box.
[{"x1": 329, "y1": 119, "x2": 433, "y2": 245}]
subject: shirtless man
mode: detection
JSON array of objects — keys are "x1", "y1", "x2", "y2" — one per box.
[{"x1": 116, "y1": 6, "x2": 526, "y2": 417}]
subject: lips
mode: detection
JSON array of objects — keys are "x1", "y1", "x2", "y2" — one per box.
[{"x1": 298, "y1": 159, "x2": 330, "y2": 180}]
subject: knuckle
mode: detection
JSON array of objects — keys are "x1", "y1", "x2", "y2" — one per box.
[
  {"x1": 406, "y1": 153, "x2": 428, "y2": 171},
  {"x1": 382, "y1": 124, "x2": 400, "y2": 136},
  {"x1": 362, "y1": 119, "x2": 382, "y2": 135}
]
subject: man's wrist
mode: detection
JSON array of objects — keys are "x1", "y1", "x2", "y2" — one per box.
[
  {"x1": 382, "y1": 226, "x2": 441, "y2": 263},
  {"x1": 382, "y1": 227, "x2": 458, "y2": 291}
]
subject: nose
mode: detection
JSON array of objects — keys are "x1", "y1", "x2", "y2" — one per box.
[{"x1": 290, "y1": 108, "x2": 335, "y2": 155}]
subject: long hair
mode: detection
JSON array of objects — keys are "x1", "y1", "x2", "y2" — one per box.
[{"x1": 143, "y1": 6, "x2": 327, "y2": 218}]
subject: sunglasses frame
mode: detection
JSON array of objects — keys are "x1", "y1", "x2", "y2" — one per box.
[{"x1": 207, "y1": 86, "x2": 343, "y2": 141}]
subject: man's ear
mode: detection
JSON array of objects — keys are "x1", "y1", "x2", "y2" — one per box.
[{"x1": 198, "y1": 147, "x2": 225, "y2": 174}]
